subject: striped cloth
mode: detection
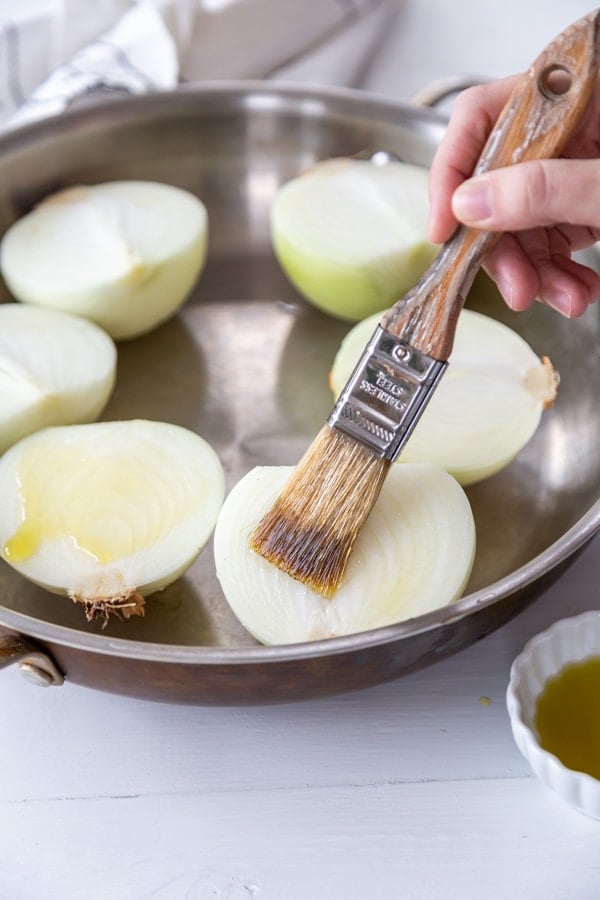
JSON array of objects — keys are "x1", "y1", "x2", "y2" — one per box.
[{"x1": 0, "y1": 0, "x2": 391, "y2": 129}]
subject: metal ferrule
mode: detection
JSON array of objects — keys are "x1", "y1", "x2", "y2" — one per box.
[{"x1": 328, "y1": 326, "x2": 448, "y2": 461}]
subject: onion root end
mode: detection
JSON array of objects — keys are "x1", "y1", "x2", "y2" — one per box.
[{"x1": 70, "y1": 590, "x2": 145, "y2": 627}]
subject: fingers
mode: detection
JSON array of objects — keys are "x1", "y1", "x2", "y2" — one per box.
[
  {"x1": 426, "y1": 72, "x2": 600, "y2": 319},
  {"x1": 483, "y1": 230, "x2": 600, "y2": 318},
  {"x1": 427, "y1": 76, "x2": 520, "y2": 243},
  {"x1": 451, "y1": 158, "x2": 600, "y2": 233},
  {"x1": 482, "y1": 235, "x2": 539, "y2": 312},
  {"x1": 546, "y1": 255, "x2": 600, "y2": 317},
  {"x1": 449, "y1": 157, "x2": 600, "y2": 318}
]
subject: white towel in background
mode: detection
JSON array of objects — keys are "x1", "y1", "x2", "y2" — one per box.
[{"x1": 0, "y1": 0, "x2": 394, "y2": 129}]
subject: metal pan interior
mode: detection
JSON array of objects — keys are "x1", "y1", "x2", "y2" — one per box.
[{"x1": 0, "y1": 82, "x2": 599, "y2": 661}]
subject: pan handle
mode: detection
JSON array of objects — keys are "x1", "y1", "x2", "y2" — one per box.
[
  {"x1": 0, "y1": 631, "x2": 64, "y2": 687},
  {"x1": 411, "y1": 75, "x2": 487, "y2": 109}
]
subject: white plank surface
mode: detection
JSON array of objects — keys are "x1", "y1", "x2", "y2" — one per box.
[
  {"x1": 1, "y1": 538, "x2": 600, "y2": 900},
  {"x1": 2, "y1": 2, "x2": 599, "y2": 899},
  {"x1": 2, "y1": 778, "x2": 600, "y2": 900}
]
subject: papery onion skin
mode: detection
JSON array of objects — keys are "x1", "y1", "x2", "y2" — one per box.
[
  {"x1": 0, "y1": 304, "x2": 117, "y2": 455},
  {"x1": 0, "y1": 181, "x2": 209, "y2": 341},
  {"x1": 329, "y1": 309, "x2": 558, "y2": 485},
  {"x1": 270, "y1": 158, "x2": 438, "y2": 321},
  {"x1": 214, "y1": 463, "x2": 476, "y2": 645},
  {"x1": 0, "y1": 420, "x2": 225, "y2": 622}
]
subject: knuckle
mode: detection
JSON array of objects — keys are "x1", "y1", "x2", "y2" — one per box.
[
  {"x1": 454, "y1": 84, "x2": 485, "y2": 111},
  {"x1": 520, "y1": 161, "x2": 553, "y2": 223},
  {"x1": 452, "y1": 84, "x2": 494, "y2": 135}
]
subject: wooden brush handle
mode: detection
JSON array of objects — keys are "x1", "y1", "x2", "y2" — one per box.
[{"x1": 381, "y1": 9, "x2": 600, "y2": 360}]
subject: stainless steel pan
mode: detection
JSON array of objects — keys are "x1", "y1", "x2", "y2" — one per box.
[{"x1": 1, "y1": 82, "x2": 599, "y2": 704}]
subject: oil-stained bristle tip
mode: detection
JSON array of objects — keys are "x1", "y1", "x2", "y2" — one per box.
[{"x1": 249, "y1": 426, "x2": 390, "y2": 597}]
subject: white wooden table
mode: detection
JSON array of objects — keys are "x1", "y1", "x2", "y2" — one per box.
[
  {"x1": 2, "y1": 539, "x2": 599, "y2": 899},
  {"x1": 1, "y1": 2, "x2": 599, "y2": 898}
]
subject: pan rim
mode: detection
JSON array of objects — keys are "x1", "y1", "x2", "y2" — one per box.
[
  {"x1": 0, "y1": 504, "x2": 598, "y2": 663},
  {"x1": 0, "y1": 81, "x2": 597, "y2": 665},
  {"x1": 0, "y1": 78, "x2": 450, "y2": 152}
]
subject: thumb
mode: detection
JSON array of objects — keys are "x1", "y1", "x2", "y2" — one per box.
[{"x1": 451, "y1": 158, "x2": 600, "y2": 231}]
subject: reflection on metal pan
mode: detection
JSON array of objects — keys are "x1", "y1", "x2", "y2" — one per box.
[{"x1": 0, "y1": 82, "x2": 599, "y2": 704}]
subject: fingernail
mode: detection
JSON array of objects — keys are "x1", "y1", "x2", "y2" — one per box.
[
  {"x1": 544, "y1": 289, "x2": 572, "y2": 316},
  {"x1": 452, "y1": 178, "x2": 493, "y2": 224},
  {"x1": 494, "y1": 271, "x2": 516, "y2": 309}
]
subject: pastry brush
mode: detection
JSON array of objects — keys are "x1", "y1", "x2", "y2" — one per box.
[{"x1": 250, "y1": 9, "x2": 600, "y2": 598}]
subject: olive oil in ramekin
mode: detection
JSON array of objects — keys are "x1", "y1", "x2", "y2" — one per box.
[{"x1": 535, "y1": 656, "x2": 600, "y2": 780}]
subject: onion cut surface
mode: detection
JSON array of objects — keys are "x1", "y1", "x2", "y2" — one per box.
[
  {"x1": 214, "y1": 463, "x2": 476, "y2": 645},
  {"x1": 0, "y1": 181, "x2": 208, "y2": 340},
  {"x1": 0, "y1": 304, "x2": 116, "y2": 455},
  {"x1": 0, "y1": 420, "x2": 225, "y2": 622},
  {"x1": 270, "y1": 158, "x2": 438, "y2": 321},
  {"x1": 330, "y1": 309, "x2": 558, "y2": 485}
]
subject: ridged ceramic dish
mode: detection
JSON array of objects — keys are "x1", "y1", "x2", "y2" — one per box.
[{"x1": 507, "y1": 611, "x2": 600, "y2": 819}]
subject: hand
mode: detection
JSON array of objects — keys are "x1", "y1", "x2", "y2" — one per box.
[{"x1": 427, "y1": 75, "x2": 600, "y2": 317}]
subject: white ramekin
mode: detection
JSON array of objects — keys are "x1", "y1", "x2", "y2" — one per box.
[{"x1": 506, "y1": 610, "x2": 600, "y2": 819}]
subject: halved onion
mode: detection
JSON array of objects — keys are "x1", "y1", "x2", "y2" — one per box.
[
  {"x1": 330, "y1": 309, "x2": 558, "y2": 485},
  {"x1": 0, "y1": 303, "x2": 116, "y2": 455},
  {"x1": 0, "y1": 181, "x2": 208, "y2": 340},
  {"x1": 270, "y1": 158, "x2": 438, "y2": 321},
  {"x1": 214, "y1": 463, "x2": 475, "y2": 645},
  {"x1": 0, "y1": 420, "x2": 225, "y2": 622}
]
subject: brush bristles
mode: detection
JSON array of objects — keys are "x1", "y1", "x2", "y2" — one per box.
[{"x1": 249, "y1": 425, "x2": 390, "y2": 598}]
